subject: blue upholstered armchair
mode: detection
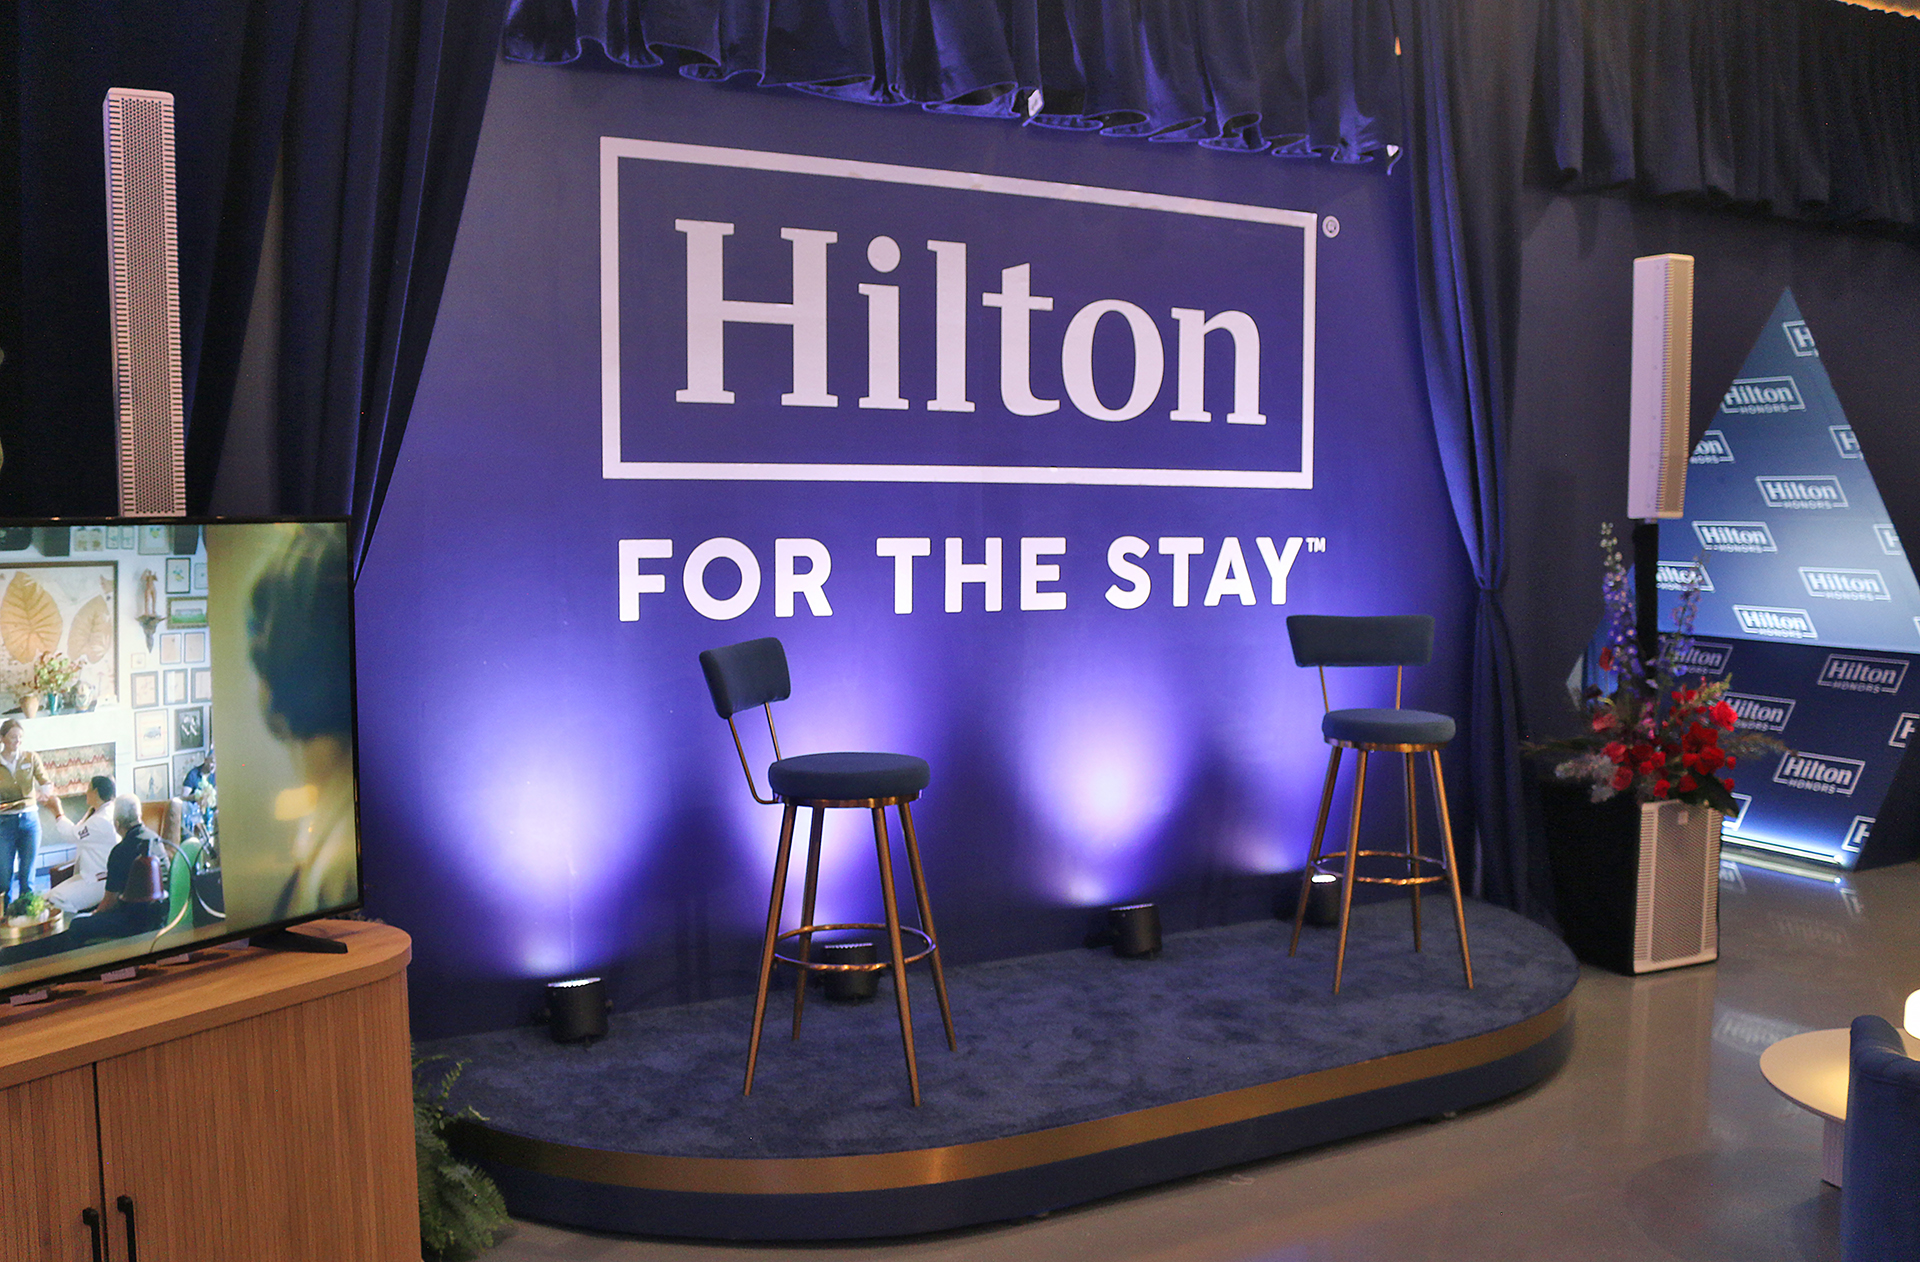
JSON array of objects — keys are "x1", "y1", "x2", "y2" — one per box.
[{"x1": 1842, "y1": 1014, "x2": 1920, "y2": 1260}]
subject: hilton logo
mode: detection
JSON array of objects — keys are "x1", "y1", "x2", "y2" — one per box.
[
  {"x1": 1756, "y1": 476, "x2": 1847, "y2": 510},
  {"x1": 1695, "y1": 521, "x2": 1777, "y2": 553},
  {"x1": 1783, "y1": 320, "x2": 1818, "y2": 357},
  {"x1": 1723, "y1": 376, "x2": 1806, "y2": 414},
  {"x1": 1773, "y1": 751, "x2": 1866, "y2": 796},
  {"x1": 1890, "y1": 713, "x2": 1919, "y2": 749},
  {"x1": 1830, "y1": 426, "x2": 1862, "y2": 459},
  {"x1": 1656, "y1": 561, "x2": 1713, "y2": 592},
  {"x1": 1876, "y1": 523, "x2": 1903, "y2": 555},
  {"x1": 1691, "y1": 429, "x2": 1734, "y2": 465},
  {"x1": 1818, "y1": 653, "x2": 1908, "y2": 695},
  {"x1": 1800, "y1": 567, "x2": 1891, "y2": 601},
  {"x1": 1670, "y1": 639, "x2": 1733, "y2": 677},
  {"x1": 1844, "y1": 817, "x2": 1874, "y2": 854},
  {"x1": 1733, "y1": 606, "x2": 1818, "y2": 639},
  {"x1": 1725, "y1": 692, "x2": 1795, "y2": 733}
]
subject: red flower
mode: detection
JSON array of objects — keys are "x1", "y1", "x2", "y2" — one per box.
[
  {"x1": 1725, "y1": 778, "x2": 1735, "y2": 790},
  {"x1": 1653, "y1": 779, "x2": 1670, "y2": 797},
  {"x1": 1591, "y1": 712, "x2": 1614, "y2": 732},
  {"x1": 1677, "y1": 774, "x2": 1697, "y2": 792},
  {"x1": 1611, "y1": 767, "x2": 1634, "y2": 791},
  {"x1": 1710, "y1": 701, "x2": 1737, "y2": 729},
  {"x1": 1725, "y1": 756, "x2": 1737, "y2": 769},
  {"x1": 1603, "y1": 741, "x2": 1627, "y2": 761}
]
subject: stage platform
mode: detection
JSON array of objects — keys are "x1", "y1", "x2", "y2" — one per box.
[{"x1": 430, "y1": 900, "x2": 1578, "y2": 1240}]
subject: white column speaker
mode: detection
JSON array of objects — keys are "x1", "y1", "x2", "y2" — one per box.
[
  {"x1": 1628, "y1": 253, "x2": 1694, "y2": 520},
  {"x1": 103, "y1": 87, "x2": 187, "y2": 517}
]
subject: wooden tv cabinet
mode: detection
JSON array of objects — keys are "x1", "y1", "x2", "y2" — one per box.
[{"x1": 0, "y1": 920, "x2": 417, "y2": 1262}]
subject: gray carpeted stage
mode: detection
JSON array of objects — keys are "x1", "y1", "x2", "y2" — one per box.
[{"x1": 428, "y1": 899, "x2": 1578, "y2": 1240}]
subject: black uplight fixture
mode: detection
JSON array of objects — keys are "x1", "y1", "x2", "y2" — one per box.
[
  {"x1": 820, "y1": 941, "x2": 880, "y2": 1002},
  {"x1": 544, "y1": 977, "x2": 610, "y2": 1044},
  {"x1": 1306, "y1": 872, "x2": 1342, "y2": 927},
  {"x1": 1107, "y1": 903, "x2": 1162, "y2": 959}
]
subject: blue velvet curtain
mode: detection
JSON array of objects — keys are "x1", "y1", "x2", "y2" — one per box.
[
  {"x1": 1535, "y1": 0, "x2": 1920, "y2": 229},
  {"x1": 502, "y1": 0, "x2": 1403, "y2": 162},
  {"x1": 6, "y1": 0, "x2": 503, "y2": 564},
  {"x1": 273, "y1": 0, "x2": 507, "y2": 565},
  {"x1": 1392, "y1": 0, "x2": 1542, "y2": 913}
]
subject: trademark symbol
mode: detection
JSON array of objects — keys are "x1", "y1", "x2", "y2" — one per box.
[
  {"x1": 1306, "y1": 537, "x2": 1327, "y2": 552},
  {"x1": 1321, "y1": 217, "x2": 1340, "y2": 238}
]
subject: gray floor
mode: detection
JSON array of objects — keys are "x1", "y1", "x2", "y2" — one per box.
[{"x1": 481, "y1": 854, "x2": 1914, "y2": 1261}]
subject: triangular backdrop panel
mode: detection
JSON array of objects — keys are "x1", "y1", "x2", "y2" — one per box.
[{"x1": 1645, "y1": 290, "x2": 1920, "y2": 868}]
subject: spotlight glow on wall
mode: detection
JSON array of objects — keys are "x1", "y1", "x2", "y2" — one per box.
[{"x1": 1019, "y1": 655, "x2": 1188, "y2": 906}]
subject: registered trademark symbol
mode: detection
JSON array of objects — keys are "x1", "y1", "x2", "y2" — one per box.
[{"x1": 1322, "y1": 216, "x2": 1340, "y2": 238}]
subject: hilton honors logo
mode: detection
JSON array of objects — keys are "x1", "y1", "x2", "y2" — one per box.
[
  {"x1": 1656, "y1": 561, "x2": 1713, "y2": 592},
  {"x1": 1876, "y1": 524, "x2": 1903, "y2": 555},
  {"x1": 1691, "y1": 429, "x2": 1734, "y2": 465},
  {"x1": 1773, "y1": 751, "x2": 1866, "y2": 796},
  {"x1": 1723, "y1": 376, "x2": 1806, "y2": 414},
  {"x1": 1669, "y1": 639, "x2": 1733, "y2": 677},
  {"x1": 1756, "y1": 476, "x2": 1848, "y2": 510},
  {"x1": 1844, "y1": 817, "x2": 1874, "y2": 854},
  {"x1": 1695, "y1": 521, "x2": 1777, "y2": 553},
  {"x1": 1819, "y1": 653, "x2": 1908, "y2": 695},
  {"x1": 1724, "y1": 693, "x2": 1795, "y2": 733},
  {"x1": 1783, "y1": 320, "x2": 1818, "y2": 356},
  {"x1": 1800, "y1": 568, "x2": 1891, "y2": 601},
  {"x1": 1830, "y1": 426, "x2": 1862, "y2": 459},
  {"x1": 1890, "y1": 713, "x2": 1919, "y2": 749},
  {"x1": 1734, "y1": 606, "x2": 1818, "y2": 639}
]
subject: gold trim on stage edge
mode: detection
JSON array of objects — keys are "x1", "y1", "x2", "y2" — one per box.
[{"x1": 464, "y1": 997, "x2": 1571, "y2": 1196}]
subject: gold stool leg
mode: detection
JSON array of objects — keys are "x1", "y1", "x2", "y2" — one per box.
[
  {"x1": 1404, "y1": 752, "x2": 1422, "y2": 952},
  {"x1": 872, "y1": 806, "x2": 921, "y2": 1106},
  {"x1": 745, "y1": 803, "x2": 799, "y2": 1096},
  {"x1": 898, "y1": 802, "x2": 956, "y2": 1052},
  {"x1": 1428, "y1": 750, "x2": 1473, "y2": 988},
  {"x1": 791, "y1": 806, "x2": 826, "y2": 1040},
  {"x1": 1289, "y1": 746, "x2": 1344, "y2": 956},
  {"x1": 1333, "y1": 751, "x2": 1369, "y2": 995}
]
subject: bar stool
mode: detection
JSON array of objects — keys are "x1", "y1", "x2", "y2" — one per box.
[
  {"x1": 698, "y1": 636, "x2": 956, "y2": 1106},
  {"x1": 1283, "y1": 614, "x2": 1472, "y2": 994}
]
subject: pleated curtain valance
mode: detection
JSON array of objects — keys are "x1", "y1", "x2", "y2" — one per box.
[
  {"x1": 500, "y1": 0, "x2": 1404, "y2": 164},
  {"x1": 1535, "y1": 0, "x2": 1920, "y2": 228}
]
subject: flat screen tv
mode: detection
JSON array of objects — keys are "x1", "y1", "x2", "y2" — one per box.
[{"x1": 0, "y1": 518, "x2": 361, "y2": 996}]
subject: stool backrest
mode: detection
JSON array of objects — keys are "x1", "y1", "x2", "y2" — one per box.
[
  {"x1": 1286, "y1": 615, "x2": 1434, "y2": 667},
  {"x1": 698, "y1": 637, "x2": 791, "y2": 804},
  {"x1": 1286, "y1": 615, "x2": 1434, "y2": 712},
  {"x1": 699, "y1": 637, "x2": 791, "y2": 717}
]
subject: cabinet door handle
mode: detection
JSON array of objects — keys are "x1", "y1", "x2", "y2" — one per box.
[
  {"x1": 81, "y1": 1207, "x2": 104, "y2": 1262},
  {"x1": 115, "y1": 1194, "x2": 138, "y2": 1262}
]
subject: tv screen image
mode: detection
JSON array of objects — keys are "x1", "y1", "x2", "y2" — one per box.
[{"x1": 0, "y1": 519, "x2": 361, "y2": 996}]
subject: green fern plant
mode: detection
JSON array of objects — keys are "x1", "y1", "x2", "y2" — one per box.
[{"x1": 414, "y1": 1053, "x2": 510, "y2": 1261}]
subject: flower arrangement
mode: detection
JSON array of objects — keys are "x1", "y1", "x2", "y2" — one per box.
[
  {"x1": 1534, "y1": 524, "x2": 1780, "y2": 813},
  {"x1": 23, "y1": 651, "x2": 81, "y2": 698}
]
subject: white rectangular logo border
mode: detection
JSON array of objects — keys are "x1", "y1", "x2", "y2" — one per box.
[{"x1": 599, "y1": 137, "x2": 1318, "y2": 487}]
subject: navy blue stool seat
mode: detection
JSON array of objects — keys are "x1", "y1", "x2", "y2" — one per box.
[
  {"x1": 1285, "y1": 614, "x2": 1472, "y2": 994},
  {"x1": 699, "y1": 637, "x2": 955, "y2": 1107},
  {"x1": 768, "y1": 753, "x2": 932, "y2": 803},
  {"x1": 1322, "y1": 708, "x2": 1456, "y2": 747}
]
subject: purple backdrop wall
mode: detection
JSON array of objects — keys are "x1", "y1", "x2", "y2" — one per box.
[{"x1": 355, "y1": 61, "x2": 1471, "y2": 1039}]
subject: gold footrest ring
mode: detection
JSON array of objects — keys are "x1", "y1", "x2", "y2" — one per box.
[
  {"x1": 773, "y1": 923, "x2": 937, "y2": 971},
  {"x1": 1312, "y1": 850, "x2": 1449, "y2": 887}
]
